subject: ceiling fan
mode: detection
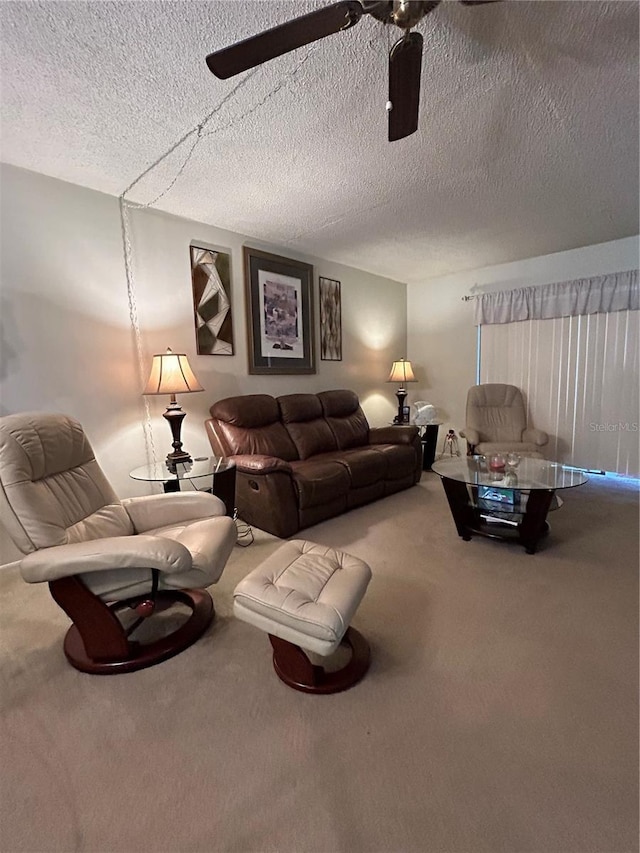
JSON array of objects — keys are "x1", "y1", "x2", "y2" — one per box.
[{"x1": 206, "y1": 0, "x2": 499, "y2": 142}]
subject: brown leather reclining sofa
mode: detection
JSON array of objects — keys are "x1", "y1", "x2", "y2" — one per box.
[{"x1": 205, "y1": 390, "x2": 422, "y2": 538}]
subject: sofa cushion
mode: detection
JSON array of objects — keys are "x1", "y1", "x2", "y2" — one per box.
[
  {"x1": 278, "y1": 394, "x2": 338, "y2": 460},
  {"x1": 289, "y1": 459, "x2": 350, "y2": 509},
  {"x1": 371, "y1": 444, "x2": 418, "y2": 480},
  {"x1": 315, "y1": 448, "x2": 387, "y2": 489},
  {"x1": 318, "y1": 390, "x2": 369, "y2": 450},
  {"x1": 209, "y1": 395, "x2": 299, "y2": 461}
]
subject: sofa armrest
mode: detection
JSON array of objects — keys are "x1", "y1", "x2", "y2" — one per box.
[
  {"x1": 522, "y1": 427, "x2": 548, "y2": 446},
  {"x1": 369, "y1": 425, "x2": 419, "y2": 446},
  {"x1": 19, "y1": 535, "x2": 191, "y2": 584},
  {"x1": 459, "y1": 428, "x2": 480, "y2": 446},
  {"x1": 230, "y1": 454, "x2": 293, "y2": 475},
  {"x1": 234, "y1": 460, "x2": 299, "y2": 538}
]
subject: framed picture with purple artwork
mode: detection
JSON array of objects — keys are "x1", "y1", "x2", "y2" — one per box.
[
  {"x1": 243, "y1": 246, "x2": 315, "y2": 375},
  {"x1": 190, "y1": 244, "x2": 234, "y2": 355},
  {"x1": 319, "y1": 276, "x2": 342, "y2": 361}
]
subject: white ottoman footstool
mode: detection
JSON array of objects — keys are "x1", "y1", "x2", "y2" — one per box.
[{"x1": 233, "y1": 539, "x2": 372, "y2": 694}]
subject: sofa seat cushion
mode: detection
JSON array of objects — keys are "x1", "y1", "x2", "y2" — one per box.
[
  {"x1": 289, "y1": 460, "x2": 350, "y2": 509},
  {"x1": 371, "y1": 444, "x2": 417, "y2": 480},
  {"x1": 318, "y1": 448, "x2": 387, "y2": 488}
]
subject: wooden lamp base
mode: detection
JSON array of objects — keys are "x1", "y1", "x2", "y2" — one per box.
[
  {"x1": 163, "y1": 398, "x2": 192, "y2": 465},
  {"x1": 393, "y1": 387, "x2": 408, "y2": 424}
]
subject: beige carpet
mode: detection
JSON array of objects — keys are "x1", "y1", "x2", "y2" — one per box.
[{"x1": 0, "y1": 473, "x2": 638, "y2": 853}]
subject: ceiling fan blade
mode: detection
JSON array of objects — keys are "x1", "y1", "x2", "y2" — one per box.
[
  {"x1": 388, "y1": 31, "x2": 423, "y2": 142},
  {"x1": 206, "y1": 1, "x2": 364, "y2": 79}
]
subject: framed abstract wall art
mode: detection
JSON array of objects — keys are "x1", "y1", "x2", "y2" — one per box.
[
  {"x1": 243, "y1": 247, "x2": 315, "y2": 375},
  {"x1": 319, "y1": 276, "x2": 342, "y2": 361},
  {"x1": 190, "y1": 244, "x2": 234, "y2": 355}
]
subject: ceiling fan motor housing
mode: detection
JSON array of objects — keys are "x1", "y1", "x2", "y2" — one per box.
[{"x1": 391, "y1": 0, "x2": 441, "y2": 29}]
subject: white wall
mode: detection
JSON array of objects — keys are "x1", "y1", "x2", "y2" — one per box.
[
  {"x1": 407, "y1": 236, "x2": 640, "y2": 442},
  {"x1": 125, "y1": 204, "x2": 407, "y2": 463},
  {"x1": 0, "y1": 164, "x2": 407, "y2": 564}
]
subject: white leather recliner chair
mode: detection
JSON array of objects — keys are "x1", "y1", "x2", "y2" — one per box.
[
  {"x1": 0, "y1": 412, "x2": 237, "y2": 674},
  {"x1": 460, "y1": 384, "x2": 549, "y2": 458}
]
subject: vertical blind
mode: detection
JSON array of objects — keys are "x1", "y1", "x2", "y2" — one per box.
[{"x1": 480, "y1": 309, "x2": 639, "y2": 476}]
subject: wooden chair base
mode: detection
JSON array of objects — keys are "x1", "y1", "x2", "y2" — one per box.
[
  {"x1": 49, "y1": 577, "x2": 214, "y2": 675},
  {"x1": 269, "y1": 627, "x2": 370, "y2": 694}
]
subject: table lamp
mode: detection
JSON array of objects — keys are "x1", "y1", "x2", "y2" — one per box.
[
  {"x1": 387, "y1": 358, "x2": 417, "y2": 424},
  {"x1": 143, "y1": 348, "x2": 203, "y2": 465}
]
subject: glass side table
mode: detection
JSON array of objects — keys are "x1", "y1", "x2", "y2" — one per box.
[{"x1": 130, "y1": 457, "x2": 236, "y2": 518}]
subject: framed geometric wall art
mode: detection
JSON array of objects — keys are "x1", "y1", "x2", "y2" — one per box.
[
  {"x1": 319, "y1": 276, "x2": 342, "y2": 361},
  {"x1": 243, "y1": 246, "x2": 315, "y2": 375},
  {"x1": 190, "y1": 244, "x2": 234, "y2": 355}
]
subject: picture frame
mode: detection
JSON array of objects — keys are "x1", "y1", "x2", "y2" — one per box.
[
  {"x1": 243, "y1": 246, "x2": 315, "y2": 375},
  {"x1": 319, "y1": 276, "x2": 342, "y2": 361},
  {"x1": 190, "y1": 244, "x2": 233, "y2": 355}
]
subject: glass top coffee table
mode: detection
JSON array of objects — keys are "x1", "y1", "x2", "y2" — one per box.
[
  {"x1": 130, "y1": 457, "x2": 236, "y2": 517},
  {"x1": 431, "y1": 456, "x2": 588, "y2": 554}
]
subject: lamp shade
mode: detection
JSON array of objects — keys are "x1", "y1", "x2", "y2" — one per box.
[
  {"x1": 387, "y1": 359, "x2": 416, "y2": 385},
  {"x1": 143, "y1": 348, "x2": 204, "y2": 396}
]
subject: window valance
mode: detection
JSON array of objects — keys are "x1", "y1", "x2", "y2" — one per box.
[{"x1": 474, "y1": 269, "x2": 639, "y2": 326}]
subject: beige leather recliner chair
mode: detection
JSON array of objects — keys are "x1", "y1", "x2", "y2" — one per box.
[
  {"x1": 0, "y1": 412, "x2": 237, "y2": 674},
  {"x1": 460, "y1": 384, "x2": 549, "y2": 458}
]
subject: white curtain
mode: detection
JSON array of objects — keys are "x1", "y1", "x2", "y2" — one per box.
[{"x1": 478, "y1": 272, "x2": 640, "y2": 477}]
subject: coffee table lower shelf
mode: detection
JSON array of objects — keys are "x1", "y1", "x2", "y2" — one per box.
[{"x1": 440, "y1": 478, "x2": 556, "y2": 555}]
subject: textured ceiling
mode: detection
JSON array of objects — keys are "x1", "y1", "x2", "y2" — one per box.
[{"x1": 1, "y1": 1, "x2": 638, "y2": 282}]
